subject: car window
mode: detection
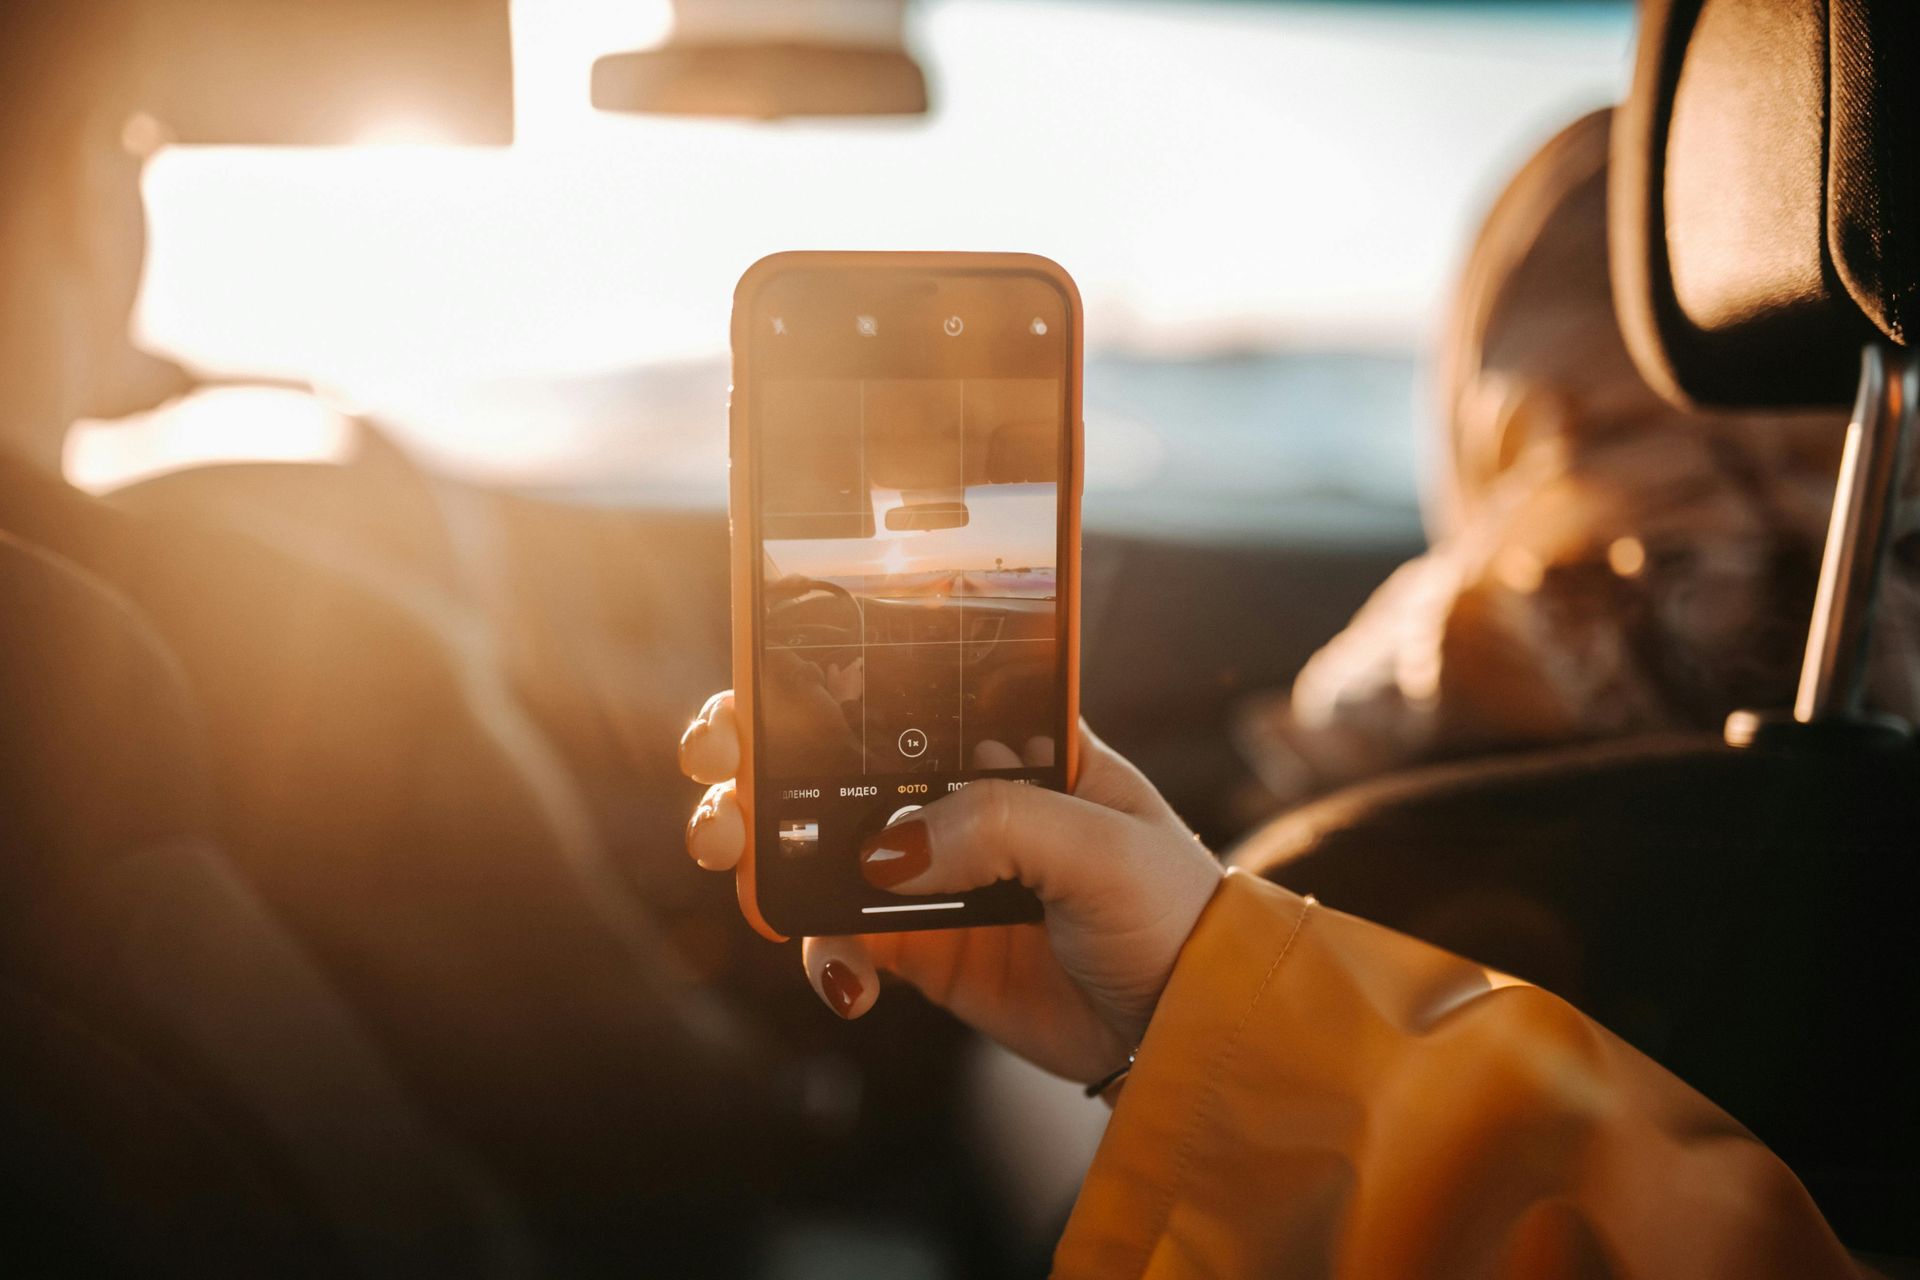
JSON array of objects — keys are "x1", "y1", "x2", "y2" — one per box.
[{"x1": 90, "y1": 0, "x2": 1632, "y2": 542}]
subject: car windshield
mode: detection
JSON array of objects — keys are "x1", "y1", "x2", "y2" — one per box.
[{"x1": 90, "y1": 0, "x2": 1633, "y2": 544}]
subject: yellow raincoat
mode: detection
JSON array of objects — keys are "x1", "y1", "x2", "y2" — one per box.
[{"x1": 1055, "y1": 870, "x2": 1856, "y2": 1278}]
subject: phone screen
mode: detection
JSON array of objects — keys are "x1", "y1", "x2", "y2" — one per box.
[{"x1": 741, "y1": 263, "x2": 1075, "y2": 934}]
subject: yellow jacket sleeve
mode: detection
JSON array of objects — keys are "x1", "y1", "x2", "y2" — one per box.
[{"x1": 1054, "y1": 870, "x2": 1858, "y2": 1279}]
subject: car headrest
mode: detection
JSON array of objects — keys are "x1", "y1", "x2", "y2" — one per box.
[{"x1": 1611, "y1": 0, "x2": 1919, "y2": 411}]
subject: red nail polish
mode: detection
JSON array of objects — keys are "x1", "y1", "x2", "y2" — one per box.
[
  {"x1": 859, "y1": 819, "x2": 931, "y2": 888},
  {"x1": 820, "y1": 960, "x2": 863, "y2": 1018}
]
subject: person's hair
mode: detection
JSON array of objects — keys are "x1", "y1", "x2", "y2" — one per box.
[
  {"x1": 1427, "y1": 110, "x2": 1653, "y2": 536},
  {"x1": 0, "y1": 3, "x2": 124, "y2": 220},
  {"x1": 1430, "y1": 108, "x2": 1842, "y2": 535}
]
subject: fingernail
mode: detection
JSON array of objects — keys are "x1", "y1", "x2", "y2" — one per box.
[
  {"x1": 679, "y1": 718, "x2": 709, "y2": 751},
  {"x1": 820, "y1": 961, "x2": 863, "y2": 1018},
  {"x1": 684, "y1": 802, "x2": 710, "y2": 856},
  {"x1": 859, "y1": 820, "x2": 930, "y2": 889}
]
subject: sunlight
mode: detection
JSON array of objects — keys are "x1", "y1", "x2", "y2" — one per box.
[
  {"x1": 120, "y1": 0, "x2": 1631, "y2": 490},
  {"x1": 352, "y1": 116, "x2": 464, "y2": 147},
  {"x1": 510, "y1": 0, "x2": 674, "y2": 144},
  {"x1": 137, "y1": 1, "x2": 1632, "y2": 389},
  {"x1": 65, "y1": 386, "x2": 358, "y2": 494}
]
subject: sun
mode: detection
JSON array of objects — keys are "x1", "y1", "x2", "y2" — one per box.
[{"x1": 880, "y1": 538, "x2": 913, "y2": 577}]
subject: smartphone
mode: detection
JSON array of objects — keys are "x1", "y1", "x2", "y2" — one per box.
[{"x1": 729, "y1": 252, "x2": 1083, "y2": 940}]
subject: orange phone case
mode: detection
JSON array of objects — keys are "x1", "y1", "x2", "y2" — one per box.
[{"x1": 728, "y1": 251, "x2": 1084, "y2": 942}]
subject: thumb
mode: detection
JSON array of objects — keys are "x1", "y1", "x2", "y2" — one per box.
[
  {"x1": 1068, "y1": 720, "x2": 1178, "y2": 821},
  {"x1": 856, "y1": 775, "x2": 1132, "y2": 906}
]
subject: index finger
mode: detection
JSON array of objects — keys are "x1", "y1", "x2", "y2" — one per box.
[{"x1": 679, "y1": 690, "x2": 741, "y2": 785}]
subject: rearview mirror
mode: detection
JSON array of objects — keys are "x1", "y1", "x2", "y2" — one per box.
[
  {"x1": 885, "y1": 498, "x2": 969, "y2": 532},
  {"x1": 591, "y1": 0, "x2": 929, "y2": 119}
]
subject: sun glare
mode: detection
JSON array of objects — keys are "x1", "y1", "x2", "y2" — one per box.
[
  {"x1": 117, "y1": 1, "x2": 1631, "y2": 487},
  {"x1": 352, "y1": 114, "x2": 462, "y2": 147},
  {"x1": 137, "y1": 1, "x2": 1632, "y2": 385},
  {"x1": 510, "y1": 0, "x2": 673, "y2": 144},
  {"x1": 66, "y1": 386, "x2": 357, "y2": 494}
]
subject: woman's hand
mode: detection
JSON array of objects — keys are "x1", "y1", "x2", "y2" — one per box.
[{"x1": 680, "y1": 692, "x2": 1224, "y2": 1084}]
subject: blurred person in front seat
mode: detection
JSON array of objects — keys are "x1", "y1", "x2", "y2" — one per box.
[
  {"x1": 0, "y1": 4, "x2": 797, "y2": 1261},
  {"x1": 1234, "y1": 108, "x2": 1920, "y2": 812}
]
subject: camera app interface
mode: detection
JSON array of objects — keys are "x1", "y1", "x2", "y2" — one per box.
[{"x1": 749, "y1": 270, "x2": 1069, "y2": 923}]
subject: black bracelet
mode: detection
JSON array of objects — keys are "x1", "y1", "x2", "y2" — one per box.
[{"x1": 1084, "y1": 1051, "x2": 1137, "y2": 1099}]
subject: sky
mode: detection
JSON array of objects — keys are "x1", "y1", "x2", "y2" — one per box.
[
  {"x1": 76, "y1": 1, "x2": 1632, "y2": 496},
  {"x1": 135, "y1": 0, "x2": 1634, "y2": 392}
]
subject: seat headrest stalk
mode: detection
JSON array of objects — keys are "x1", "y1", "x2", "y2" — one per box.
[{"x1": 1794, "y1": 344, "x2": 1916, "y2": 726}]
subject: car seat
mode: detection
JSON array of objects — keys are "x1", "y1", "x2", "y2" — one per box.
[
  {"x1": 1236, "y1": 0, "x2": 1918, "y2": 1257},
  {"x1": 0, "y1": 529, "x2": 532, "y2": 1275}
]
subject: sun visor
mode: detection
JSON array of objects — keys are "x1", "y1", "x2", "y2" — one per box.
[{"x1": 128, "y1": 0, "x2": 514, "y2": 146}]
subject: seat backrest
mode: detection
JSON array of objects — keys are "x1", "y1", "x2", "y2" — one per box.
[
  {"x1": 1, "y1": 450, "x2": 816, "y2": 1267},
  {"x1": 1232, "y1": 0, "x2": 1920, "y2": 1259},
  {"x1": 1234, "y1": 733, "x2": 1920, "y2": 1256},
  {"x1": 1614, "y1": 1, "x2": 1920, "y2": 737},
  {"x1": 0, "y1": 531, "x2": 530, "y2": 1275}
]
